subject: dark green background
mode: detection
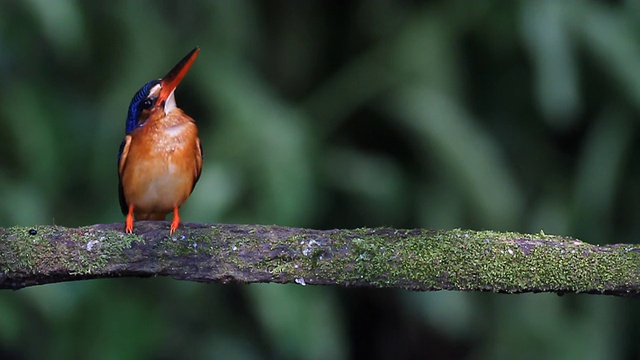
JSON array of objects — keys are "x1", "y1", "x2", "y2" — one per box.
[{"x1": 0, "y1": 1, "x2": 638, "y2": 359}]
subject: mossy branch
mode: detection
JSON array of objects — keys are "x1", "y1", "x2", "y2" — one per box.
[{"x1": 0, "y1": 222, "x2": 638, "y2": 296}]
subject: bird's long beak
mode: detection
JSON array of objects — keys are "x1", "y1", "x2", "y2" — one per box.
[{"x1": 157, "y1": 47, "x2": 200, "y2": 107}]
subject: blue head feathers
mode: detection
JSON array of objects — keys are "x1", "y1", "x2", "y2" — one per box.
[{"x1": 125, "y1": 80, "x2": 160, "y2": 134}]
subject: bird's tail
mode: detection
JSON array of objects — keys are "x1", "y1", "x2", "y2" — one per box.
[{"x1": 136, "y1": 213, "x2": 168, "y2": 221}]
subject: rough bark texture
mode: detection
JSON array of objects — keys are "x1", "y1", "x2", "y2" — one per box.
[{"x1": 0, "y1": 222, "x2": 638, "y2": 296}]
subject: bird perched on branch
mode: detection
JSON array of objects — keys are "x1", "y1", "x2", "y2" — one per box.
[{"x1": 117, "y1": 47, "x2": 203, "y2": 234}]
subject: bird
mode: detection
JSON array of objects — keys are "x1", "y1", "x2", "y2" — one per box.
[{"x1": 117, "y1": 47, "x2": 203, "y2": 235}]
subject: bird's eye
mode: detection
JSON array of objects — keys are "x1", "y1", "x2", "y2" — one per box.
[{"x1": 142, "y1": 98, "x2": 153, "y2": 110}]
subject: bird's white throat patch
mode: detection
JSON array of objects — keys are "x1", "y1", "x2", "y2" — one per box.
[{"x1": 164, "y1": 90, "x2": 177, "y2": 113}]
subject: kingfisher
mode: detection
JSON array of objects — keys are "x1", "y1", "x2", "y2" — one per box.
[{"x1": 118, "y1": 47, "x2": 203, "y2": 234}]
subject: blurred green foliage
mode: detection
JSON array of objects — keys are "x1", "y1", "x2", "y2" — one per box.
[{"x1": 0, "y1": 0, "x2": 639, "y2": 359}]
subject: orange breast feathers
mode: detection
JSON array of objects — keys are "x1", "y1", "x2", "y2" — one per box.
[{"x1": 118, "y1": 107, "x2": 202, "y2": 220}]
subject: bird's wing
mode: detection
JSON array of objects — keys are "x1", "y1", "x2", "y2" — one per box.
[
  {"x1": 193, "y1": 137, "x2": 203, "y2": 191},
  {"x1": 117, "y1": 135, "x2": 132, "y2": 216}
]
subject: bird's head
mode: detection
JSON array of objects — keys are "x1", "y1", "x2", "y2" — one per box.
[{"x1": 125, "y1": 47, "x2": 200, "y2": 134}]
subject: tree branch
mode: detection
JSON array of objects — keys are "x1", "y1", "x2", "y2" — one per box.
[{"x1": 1, "y1": 222, "x2": 638, "y2": 296}]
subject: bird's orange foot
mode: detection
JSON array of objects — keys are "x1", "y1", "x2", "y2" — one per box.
[
  {"x1": 125, "y1": 205, "x2": 135, "y2": 233},
  {"x1": 170, "y1": 207, "x2": 180, "y2": 235}
]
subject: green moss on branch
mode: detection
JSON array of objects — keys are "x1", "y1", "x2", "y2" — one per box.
[{"x1": 0, "y1": 223, "x2": 638, "y2": 296}]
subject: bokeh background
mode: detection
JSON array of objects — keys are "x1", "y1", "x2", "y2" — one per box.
[{"x1": 0, "y1": 0, "x2": 639, "y2": 359}]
